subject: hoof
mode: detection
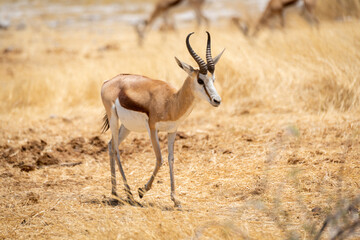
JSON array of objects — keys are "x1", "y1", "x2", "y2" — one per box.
[
  {"x1": 138, "y1": 187, "x2": 146, "y2": 199},
  {"x1": 171, "y1": 195, "x2": 181, "y2": 209},
  {"x1": 174, "y1": 202, "x2": 182, "y2": 209}
]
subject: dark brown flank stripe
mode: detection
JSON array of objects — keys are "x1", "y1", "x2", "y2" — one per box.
[{"x1": 118, "y1": 90, "x2": 149, "y2": 117}]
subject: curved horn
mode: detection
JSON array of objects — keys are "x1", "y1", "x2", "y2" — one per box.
[
  {"x1": 206, "y1": 31, "x2": 215, "y2": 74},
  {"x1": 186, "y1": 32, "x2": 207, "y2": 75}
]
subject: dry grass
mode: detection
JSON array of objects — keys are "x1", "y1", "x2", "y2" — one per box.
[{"x1": 1, "y1": 1, "x2": 360, "y2": 239}]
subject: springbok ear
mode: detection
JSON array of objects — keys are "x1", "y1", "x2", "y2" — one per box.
[
  {"x1": 175, "y1": 57, "x2": 194, "y2": 75},
  {"x1": 213, "y1": 49, "x2": 225, "y2": 65}
]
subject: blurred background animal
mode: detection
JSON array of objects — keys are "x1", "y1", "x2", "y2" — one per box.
[
  {"x1": 253, "y1": 0, "x2": 318, "y2": 35},
  {"x1": 136, "y1": 0, "x2": 208, "y2": 45}
]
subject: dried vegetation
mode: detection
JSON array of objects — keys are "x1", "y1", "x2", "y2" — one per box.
[{"x1": 0, "y1": 0, "x2": 360, "y2": 239}]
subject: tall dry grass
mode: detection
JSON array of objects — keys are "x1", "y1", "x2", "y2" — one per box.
[{"x1": 1, "y1": 20, "x2": 359, "y2": 118}]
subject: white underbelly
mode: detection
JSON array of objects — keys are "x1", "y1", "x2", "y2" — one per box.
[
  {"x1": 115, "y1": 99, "x2": 148, "y2": 132},
  {"x1": 114, "y1": 99, "x2": 194, "y2": 133}
]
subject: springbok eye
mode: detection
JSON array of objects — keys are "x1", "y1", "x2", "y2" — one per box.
[{"x1": 197, "y1": 78, "x2": 204, "y2": 85}]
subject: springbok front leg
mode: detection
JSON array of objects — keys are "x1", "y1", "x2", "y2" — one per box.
[
  {"x1": 109, "y1": 110, "x2": 135, "y2": 203},
  {"x1": 167, "y1": 132, "x2": 181, "y2": 208},
  {"x1": 138, "y1": 127, "x2": 163, "y2": 199}
]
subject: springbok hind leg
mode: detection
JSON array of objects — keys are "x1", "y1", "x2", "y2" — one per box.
[
  {"x1": 109, "y1": 124, "x2": 131, "y2": 195},
  {"x1": 109, "y1": 110, "x2": 135, "y2": 204},
  {"x1": 108, "y1": 140, "x2": 117, "y2": 197}
]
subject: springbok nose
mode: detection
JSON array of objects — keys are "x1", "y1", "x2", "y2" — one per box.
[{"x1": 212, "y1": 97, "x2": 221, "y2": 107}]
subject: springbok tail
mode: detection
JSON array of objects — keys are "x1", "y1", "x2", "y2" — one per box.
[{"x1": 101, "y1": 113, "x2": 110, "y2": 133}]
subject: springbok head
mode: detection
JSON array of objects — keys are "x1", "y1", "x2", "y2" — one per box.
[{"x1": 175, "y1": 32, "x2": 225, "y2": 107}]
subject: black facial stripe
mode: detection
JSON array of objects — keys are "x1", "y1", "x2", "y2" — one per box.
[
  {"x1": 203, "y1": 85, "x2": 211, "y2": 101},
  {"x1": 198, "y1": 72, "x2": 212, "y2": 101}
]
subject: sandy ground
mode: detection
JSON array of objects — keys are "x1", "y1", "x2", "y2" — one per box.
[{"x1": 1, "y1": 107, "x2": 359, "y2": 239}]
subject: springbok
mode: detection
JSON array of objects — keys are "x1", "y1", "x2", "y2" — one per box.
[
  {"x1": 101, "y1": 32, "x2": 224, "y2": 208},
  {"x1": 136, "y1": 0, "x2": 208, "y2": 44},
  {"x1": 253, "y1": 0, "x2": 318, "y2": 35}
]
